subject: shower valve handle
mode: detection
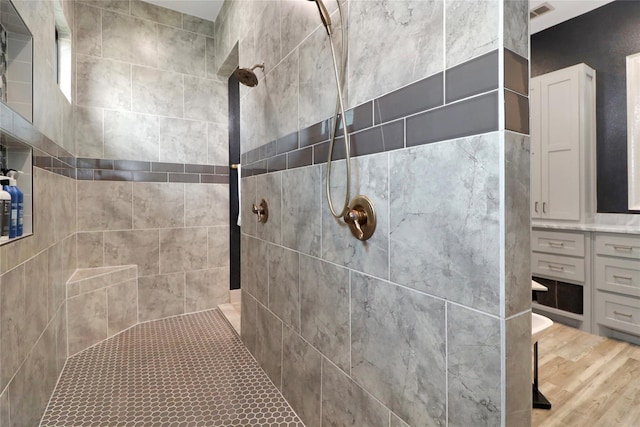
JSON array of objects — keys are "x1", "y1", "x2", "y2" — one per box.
[
  {"x1": 343, "y1": 195, "x2": 376, "y2": 241},
  {"x1": 252, "y1": 199, "x2": 269, "y2": 223},
  {"x1": 344, "y1": 209, "x2": 366, "y2": 239}
]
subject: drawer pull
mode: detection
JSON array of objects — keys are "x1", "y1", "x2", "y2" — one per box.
[
  {"x1": 548, "y1": 264, "x2": 565, "y2": 272},
  {"x1": 613, "y1": 311, "x2": 633, "y2": 318},
  {"x1": 613, "y1": 274, "x2": 633, "y2": 281},
  {"x1": 613, "y1": 245, "x2": 634, "y2": 252},
  {"x1": 548, "y1": 241, "x2": 565, "y2": 248}
]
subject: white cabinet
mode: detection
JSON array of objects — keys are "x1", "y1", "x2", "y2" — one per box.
[{"x1": 530, "y1": 64, "x2": 596, "y2": 222}]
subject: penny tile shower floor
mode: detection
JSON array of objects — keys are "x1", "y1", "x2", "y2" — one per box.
[{"x1": 40, "y1": 309, "x2": 304, "y2": 426}]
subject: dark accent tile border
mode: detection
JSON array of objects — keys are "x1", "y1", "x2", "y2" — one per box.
[
  {"x1": 505, "y1": 90, "x2": 530, "y2": 134},
  {"x1": 335, "y1": 101, "x2": 373, "y2": 136},
  {"x1": 74, "y1": 159, "x2": 229, "y2": 184},
  {"x1": 505, "y1": 48, "x2": 529, "y2": 97},
  {"x1": 374, "y1": 72, "x2": 443, "y2": 125},
  {"x1": 242, "y1": 49, "x2": 508, "y2": 178},
  {"x1": 406, "y1": 91, "x2": 499, "y2": 147},
  {"x1": 299, "y1": 119, "x2": 332, "y2": 148},
  {"x1": 446, "y1": 50, "x2": 499, "y2": 103}
]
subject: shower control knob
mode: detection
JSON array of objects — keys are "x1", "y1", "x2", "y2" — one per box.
[
  {"x1": 343, "y1": 195, "x2": 376, "y2": 241},
  {"x1": 252, "y1": 199, "x2": 269, "y2": 223}
]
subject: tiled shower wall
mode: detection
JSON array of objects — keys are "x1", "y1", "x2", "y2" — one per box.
[
  {"x1": 0, "y1": 0, "x2": 76, "y2": 426},
  {"x1": 73, "y1": 0, "x2": 231, "y2": 322},
  {"x1": 216, "y1": 0, "x2": 532, "y2": 426}
]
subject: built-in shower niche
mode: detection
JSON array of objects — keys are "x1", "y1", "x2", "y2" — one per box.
[
  {"x1": 0, "y1": 0, "x2": 32, "y2": 122},
  {"x1": 0, "y1": 131, "x2": 33, "y2": 243}
]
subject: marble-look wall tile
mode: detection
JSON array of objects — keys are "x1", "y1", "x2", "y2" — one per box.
[
  {"x1": 102, "y1": 10, "x2": 158, "y2": 67},
  {"x1": 505, "y1": 132, "x2": 531, "y2": 316},
  {"x1": 282, "y1": 326, "x2": 321, "y2": 427},
  {"x1": 159, "y1": 227, "x2": 208, "y2": 274},
  {"x1": 185, "y1": 183, "x2": 229, "y2": 227},
  {"x1": 131, "y1": 0, "x2": 182, "y2": 27},
  {"x1": 133, "y1": 182, "x2": 185, "y2": 229},
  {"x1": 241, "y1": 176, "x2": 257, "y2": 237},
  {"x1": 447, "y1": 304, "x2": 501, "y2": 427},
  {"x1": 1, "y1": 265, "x2": 25, "y2": 390},
  {"x1": 75, "y1": 2, "x2": 102, "y2": 57},
  {"x1": 185, "y1": 267, "x2": 230, "y2": 312},
  {"x1": 47, "y1": 242, "x2": 65, "y2": 319},
  {"x1": 62, "y1": 233, "x2": 78, "y2": 284},
  {"x1": 24, "y1": 251, "x2": 48, "y2": 348},
  {"x1": 104, "y1": 229, "x2": 160, "y2": 276},
  {"x1": 76, "y1": 55, "x2": 131, "y2": 110},
  {"x1": 77, "y1": 181, "x2": 133, "y2": 231},
  {"x1": 138, "y1": 273, "x2": 185, "y2": 322},
  {"x1": 208, "y1": 122, "x2": 229, "y2": 166},
  {"x1": 0, "y1": 387, "x2": 9, "y2": 426},
  {"x1": 299, "y1": 255, "x2": 349, "y2": 372},
  {"x1": 348, "y1": 0, "x2": 444, "y2": 108},
  {"x1": 257, "y1": 172, "x2": 282, "y2": 244},
  {"x1": 389, "y1": 133, "x2": 501, "y2": 315},
  {"x1": 241, "y1": 290, "x2": 258, "y2": 354},
  {"x1": 321, "y1": 358, "x2": 390, "y2": 427},
  {"x1": 208, "y1": 226, "x2": 230, "y2": 268},
  {"x1": 206, "y1": 37, "x2": 216, "y2": 79},
  {"x1": 107, "y1": 279, "x2": 138, "y2": 336},
  {"x1": 506, "y1": 311, "x2": 532, "y2": 427},
  {"x1": 54, "y1": 302, "x2": 67, "y2": 378},
  {"x1": 446, "y1": 0, "x2": 499, "y2": 68},
  {"x1": 390, "y1": 413, "x2": 410, "y2": 427},
  {"x1": 104, "y1": 110, "x2": 159, "y2": 161},
  {"x1": 77, "y1": 232, "x2": 104, "y2": 268},
  {"x1": 158, "y1": 25, "x2": 206, "y2": 77},
  {"x1": 184, "y1": 76, "x2": 228, "y2": 122},
  {"x1": 351, "y1": 272, "x2": 446, "y2": 426},
  {"x1": 282, "y1": 166, "x2": 321, "y2": 256},
  {"x1": 262, "y1": 51, "x2": 298, "y2": 142},
  {"x1": 159, "y1": 117, "x2": 208, "y2": 164},
  {"x1": 280, "y1": 0, "x2": 334, "y2": 59},
  {"x1": 254, "y1": 1, "x2": 282, "y2": 78},
  {"x1": 504, "y1": 0, "x2": 529, "y2": 60},
  {"x1": 75, "y1": 106, "x2": 104, "y2": 158},
  {"x1": 183, "y1": 14, "x2": 215, "y2": 37},
  {"x1": 243, "y1": 236, "x2": 269, "y2": 305},
  {"x1": 67, "y1": 289, "x2": 108, "y2": 355},
  {"x1": 78, "y1": 0, "x2": 129, "y2": 14},
  {"x1": 256, "y1": 302, "x2": 283, "y2": 388},
  {"x1": 8, "y1": 320, "x2": 58, "y2": 427},
  {"x1": 268, "y1": 245, "x2": 299, "y2": 331},
  {"x1": 132, "y1": 66, "x2": 183, "y2": 117},
  {"x1": 298, "y1": 18, "x2": 340, "y2": 129},
  {"x1": 322, "y1": 154, "x2": 389, "y2": 280}
]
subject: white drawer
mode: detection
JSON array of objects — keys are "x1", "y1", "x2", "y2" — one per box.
[
  {"x1": 531, "y1": 252, "x2": 585, "y2": 283},
  {"x1": 595, "y1": 256, "x2": 640, "y2": 297},
  {"x1": 532, "y1": 230, "x2": 585, "y2": 257},
  {"x1": 595, "y1": 234, "x2": 640, "y2": 260},
  {"x1": 596, "y1": 291, "x2": 640, "y2": 336}
]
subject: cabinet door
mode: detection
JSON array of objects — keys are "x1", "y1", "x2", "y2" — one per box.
[
  {"x1": 540, "y1": 68, "x2": 581, "y2": 220},
  {"x1": 530, "y1": 79, "x2": 542, "y2": 218}
]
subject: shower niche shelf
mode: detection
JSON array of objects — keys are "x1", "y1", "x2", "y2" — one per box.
[{"x1": 0, "y1": 130, "x2": 33, "y2": 244}]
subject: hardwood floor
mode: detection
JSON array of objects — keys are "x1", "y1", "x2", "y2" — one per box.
[{"x1": 533, "y1": 323, "x2": 640, "y2": 427}]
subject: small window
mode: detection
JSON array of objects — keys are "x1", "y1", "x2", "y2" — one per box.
[{"x1": 54, "y1": 4, "x2": 71, "y2": 102}]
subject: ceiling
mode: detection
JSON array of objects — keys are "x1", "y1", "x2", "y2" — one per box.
[
  {"x1": 144, "y1": 0, "x2": 224, "y2": 22},
  {"x1": 141, "y1": 0, "x2": 617, "y2": 36},
  {"x1": 530, "y1": 0, "x2": 616, "y2": 34}
]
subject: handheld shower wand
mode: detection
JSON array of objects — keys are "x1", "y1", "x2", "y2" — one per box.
[
  {"x1": 308, "y1": 0, "x2": 332, "y2": 35},
  {"x1": 308, "y1": 0, "x2": 351, "y2": 219}
]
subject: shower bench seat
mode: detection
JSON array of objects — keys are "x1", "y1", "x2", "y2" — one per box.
[{"x1": 66, "y1": 265, "x2": 138, "y2": 356}]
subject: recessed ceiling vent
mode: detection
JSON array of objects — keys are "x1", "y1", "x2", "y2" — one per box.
[{"x1": 530, "y1": 2, "x2": 554, "y2": 19}]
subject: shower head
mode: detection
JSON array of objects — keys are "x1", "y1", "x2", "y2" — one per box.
[
  {"x1": 235, "y1": 63, "x2": 265, "y2": 87},
  {"x1": 307, "y1": 0, "x2": 332, "y2": 35}
]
